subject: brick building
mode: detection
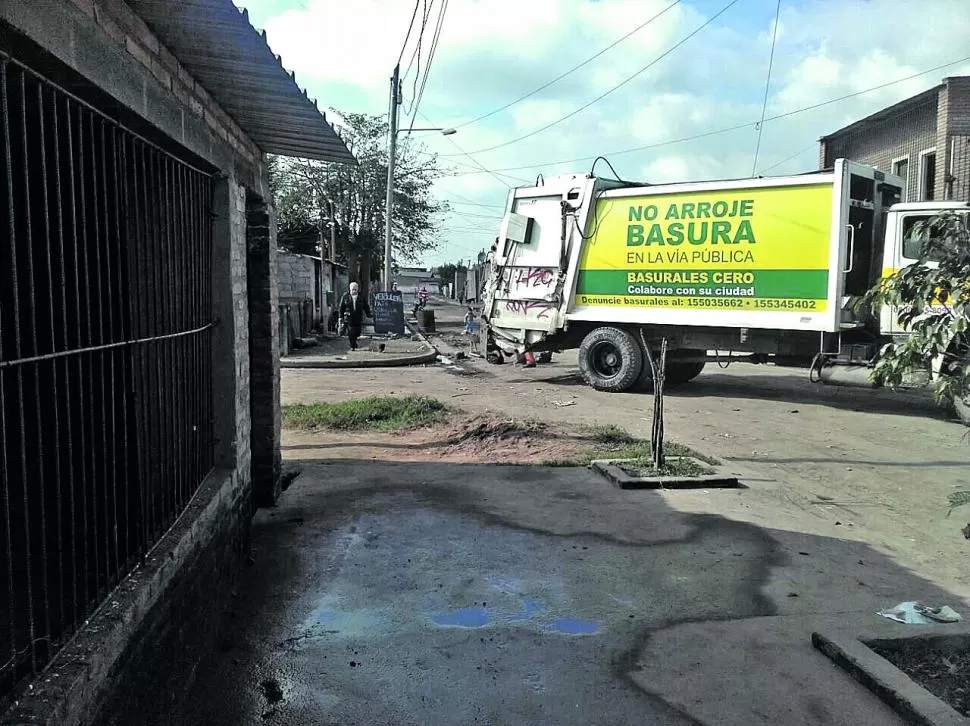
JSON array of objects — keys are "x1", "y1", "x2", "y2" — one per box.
[
  {"x1": 0, "y1": 0, "x2": 353, "y2": 722},
  {"x1": 819, "y1": 76, "x2": 970, "y2": 203}
]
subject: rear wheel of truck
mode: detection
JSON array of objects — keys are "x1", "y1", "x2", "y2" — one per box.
[
  {"x1": 636, "y1": 358, "x2": 706, "y2": 388},
  {"x1": 578, "y1": 327, "x2": 643, "y2": 392}
]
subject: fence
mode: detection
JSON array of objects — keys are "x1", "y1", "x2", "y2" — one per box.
[
  {"x1": 278, "y1": 299, "x2": 315, "y2": 356},
  {"x1": 0, "y1": 52, "x2": 214, "y2": 704}
]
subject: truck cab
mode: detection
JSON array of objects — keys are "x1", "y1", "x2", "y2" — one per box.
[{"x1": 879, "y1": 201, "x2": 970, "y2": 338}]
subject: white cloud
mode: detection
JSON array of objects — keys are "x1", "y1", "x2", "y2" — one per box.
[{"x1": 236, "y1": 0, "x2": 970, "y2": 266}]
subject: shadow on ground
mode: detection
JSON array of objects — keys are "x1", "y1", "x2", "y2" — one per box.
[
  {"x1": 107, "y1": 460, "x2": 966, "y2": 726},
  {"x1": 508, "y1": 363, "x2": 952, "y2": 421}
]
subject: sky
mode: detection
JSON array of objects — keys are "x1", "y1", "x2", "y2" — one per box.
[{"x1": 234, "y1": 0, "x2": 970, "y2": 268}]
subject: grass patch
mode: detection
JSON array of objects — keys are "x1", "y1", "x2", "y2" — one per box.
[
  {"x1": 532, "y1": 425, "x2": 719, "y2": 468},
  {"x1": 282, "y1": 395, "x2": 447, "y2": 432},
  {"x1": 618, "y1": 457, "x2": 715, "y2": 478},
  {"x1": 582, "y1": 425, "x2": 717, "y2": 465}
]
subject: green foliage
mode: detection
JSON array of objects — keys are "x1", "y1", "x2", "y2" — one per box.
[
  {"x1": 282, "y1": 395, "x2": 447, "y2": 431},
  {"x1": 434, "y1": 261, "x2": 468, "y2": 282},
  {"x1": 267, "y1": 111, "x2": 451, "y2": 289},
  {"x1": 864, "y1": 212, "x2": 970, "y2": 404}
]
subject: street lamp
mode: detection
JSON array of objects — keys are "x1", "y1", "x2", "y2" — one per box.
[{"x1": 383, "y1": 63, "x2": 456, "y2": 291}]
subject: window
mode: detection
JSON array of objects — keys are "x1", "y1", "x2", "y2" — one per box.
[
  {"x1": 919, "y1": 149, "x2": 937, "y2": 201},
  {"x1": 891, "y1": 156, "x2": 909, "y2": 201},
  {"x1": 901, "y1": 214, "x2": 944, "y2": 261}
]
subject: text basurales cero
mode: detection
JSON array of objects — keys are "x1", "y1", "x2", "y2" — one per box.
[{"x1": 626, "y1": 198, "x2": 756, "y2": 247}]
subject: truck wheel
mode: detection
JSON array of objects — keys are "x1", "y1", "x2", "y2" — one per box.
[
  {"x1": 578, "y1": 327, "x2": 643, "y2": 392},
  {"x1": 636, "y1": 355, "x2": 706, "y2": 388},
  {"x1": 667, "y1": 360, "x2": 706, "y2": 385}
]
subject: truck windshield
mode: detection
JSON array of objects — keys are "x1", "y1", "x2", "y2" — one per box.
[{"x1": 901, "y1": 214, "x2": 946, "y2": 262}]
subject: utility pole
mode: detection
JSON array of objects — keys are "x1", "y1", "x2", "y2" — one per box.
[{"x1": 383, "y1": 63, "x2": 400, "y2": 292}]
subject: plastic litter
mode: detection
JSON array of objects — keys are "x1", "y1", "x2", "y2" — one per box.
[
  {"x1": 877, "y1": 601, "x2": 963, "y2": 625},
  {"x1": 551, "y1": 400, "x2": 577, "y2": 407}
]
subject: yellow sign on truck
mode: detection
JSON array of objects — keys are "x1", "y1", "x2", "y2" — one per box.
[{"x1": 576, "y1": 184, "x2": 834, "y2": 314}]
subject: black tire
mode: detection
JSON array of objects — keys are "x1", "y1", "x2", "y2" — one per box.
[
  {"x1": 636, "y1": 353, "x2": 706, "y2": 388},
  {"x1": 537, "y1": 351, "x2": 553, "y2": 364},
  {"x1": 578, "y1": 327, "x2": 643, "y2": 392},
  {"x1": 486, "y1": 349, "x2": 505, "y2": 365}
]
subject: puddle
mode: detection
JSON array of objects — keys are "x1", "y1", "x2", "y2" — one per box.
[
  {"x1": 547, "y1": 617, "x2": 599, "y2": 635},
  {"x1": 431, "y1": 607, "x2": 489, "y2": 628}
]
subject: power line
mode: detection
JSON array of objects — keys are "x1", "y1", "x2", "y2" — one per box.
[
  {"x1": 443, "y1": 53, "x2": 970, "y2": 176},
  {"x1": 416, "y1": 109, "x2": 525, "y2": 187},
  {"x1": 447, "y1": 199, "x2": 506, "y2": 209},
  {"x1": 756, "y1": 142, "x2": 817, "y2": 175},
  {"x1": 452, "y1": 0, "x2": 685, "y2": 131},
  {"x1": 444, "y1": 0, "x2": 742, "y2": 157},
  {"x1": 751, "y1": 0, "x2": 782, "y2": 176},
  {"x1": 402, "y1": 0, "x2": 433, "y2": 114},
  {"x1": 406, "y1": 0, "x2": 449, "y2": 135},
  {"x1": 396, "y1": 0, "x2": 422, "y2": 66}
]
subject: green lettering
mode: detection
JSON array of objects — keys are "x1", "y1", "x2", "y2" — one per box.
[
  {"x1": 629, "y1": 206, "x2": 643, "y2": 222},
  {"x1": 681, "y1": 202, "x2": 696, "y2": 219},
  {"x1": 712, "y1": 201, "x2": 729, "y2": 217},
  {"x1": 645, "y1": 224, "x2": 666, "y2": 245},
  {"x1": 711, "y1": 220, "x2": 732, "y2": 245},
  {"x1": 734, "y1": 219, "x2": 757, "y2": 243},
  {"x1": 667, "y1": 222, "x2": 684, "y2": 245},
  {"x1": 665, "y1": 204, "x2": 679, "y2": 220},
  {"x1": 687, "y1": 222, "x2": 707, "y2": 245},
  {"x1": 626, "y1": 224, "x2": 644, "y2": 246},
  {"x1": 696, "y1": 201, "x2": 712, "y2": 218},
  {"x1": 739, "y1": 199, "x2": 754, "y2": 217}
]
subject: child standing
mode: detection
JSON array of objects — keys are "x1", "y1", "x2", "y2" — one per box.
[{"x1": 463, "y1": 307, "x2": 476, "y2": 335}]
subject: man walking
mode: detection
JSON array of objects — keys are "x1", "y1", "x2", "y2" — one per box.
[{"x1": 339, "y1": 281, "x2": 372, "y2": 351}]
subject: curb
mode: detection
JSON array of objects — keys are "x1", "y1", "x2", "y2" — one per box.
[
  {"x1": 812, "y1": 630, "x2": 970, "y2": 726},
  {"x1": 590, "y1": 458, "x2": 743, "y2": 490},
  {"x1": 280, "y1": 348, "x2": 438, "y2": 369},
  {"x1": 281, "y1": 325, "x2": 438, "y2": 369}
]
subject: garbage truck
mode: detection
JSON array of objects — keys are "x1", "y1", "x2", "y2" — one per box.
[{"x1": 478, "y1": 159, "x2": 970, "y2": 423}]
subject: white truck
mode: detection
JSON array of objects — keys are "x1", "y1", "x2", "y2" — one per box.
[{"x1": 479, "y1": 159, "x2": 970, "y2": 423}]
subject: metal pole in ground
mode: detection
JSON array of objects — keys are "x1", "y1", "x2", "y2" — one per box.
[{"x1": 383, "y1": 64, "x2": 400, "y2": 292}]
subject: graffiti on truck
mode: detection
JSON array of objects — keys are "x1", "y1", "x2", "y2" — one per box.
[
  {"x1": 501, "y1": 266, "x2": 557, "y2": 294},
  {"x1": 504, "y1": 299, "x2": 554, "y2": 320}
]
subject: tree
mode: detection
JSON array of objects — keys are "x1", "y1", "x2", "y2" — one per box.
[
  {"x1": 865, "y1": 212, "x2": 970, "y2": 420},
  {"x1": 433, "y1": 261, "x2": 467, "y2": 282},
  {"x1": 267, "y1": 111, "x2": 450, "y2": 295}
]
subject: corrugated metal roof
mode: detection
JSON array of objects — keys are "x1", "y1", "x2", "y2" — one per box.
[{"x1": 126, "y1": 0, "x2": 355, "y2": 164}]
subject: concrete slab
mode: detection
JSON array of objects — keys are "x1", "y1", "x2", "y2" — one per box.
[{"x1": 102, "y1": 459, "x2": 970, "y2": 725}]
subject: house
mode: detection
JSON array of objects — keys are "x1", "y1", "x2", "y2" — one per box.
[
  {"x1": 819, "y1": 76, "x2": 970, "y2": 202},
  {"x1": 393, "y1": 266, "x2": 441, "y2": 294},
  {"x1": 0, "y1": 0, "x2": 353, "y2": 721}
]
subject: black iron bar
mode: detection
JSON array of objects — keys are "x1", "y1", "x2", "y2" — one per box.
[
  {"x1": 39, "y1": 81, "x2": 67, "y2": 643},
  {"x1": 0, "y1": 60, "x2": 18, "y2": 673},
  {"x1": 22, "y1": 69, "x2": 52, "y2": 657},
  {"x1": 61, "y1": 94, "x2": 81, "y2": 629},
  {"x1": 76, "y1": 105, "x2": 99, "y2": 607},
  {"x1": 3, "y1": 62, "x2": 38, "y2": 672},
  {"x1": 89, "y1": 113, "x2": 110, "y2": 594}
]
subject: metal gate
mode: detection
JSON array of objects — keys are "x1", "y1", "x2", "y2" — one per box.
[{"x1": 0, "y1": 51, "x2": 214, "y2": 703}]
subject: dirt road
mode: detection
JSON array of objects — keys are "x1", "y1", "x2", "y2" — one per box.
[{"x1": 283, "y1": 300, "x2": 970, "y2": 600}]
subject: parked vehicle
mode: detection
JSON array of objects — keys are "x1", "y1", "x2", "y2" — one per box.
[{"x1": 479, "y1": 159, "x2": 969, "y2": 423}]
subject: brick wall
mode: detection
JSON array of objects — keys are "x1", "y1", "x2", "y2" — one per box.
[
  {"x1": 822, "y1": 95, "x2": 939, "y2": 202},
  {"x1": 66, "y1": 0, "x2": 262, "y2": 166},
  {"x1": 247, "y1": 198, "x2": 282, "y2": 508},
  {"x1": 278, "y1": 251, "x2": 319, "y2": 304}
]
